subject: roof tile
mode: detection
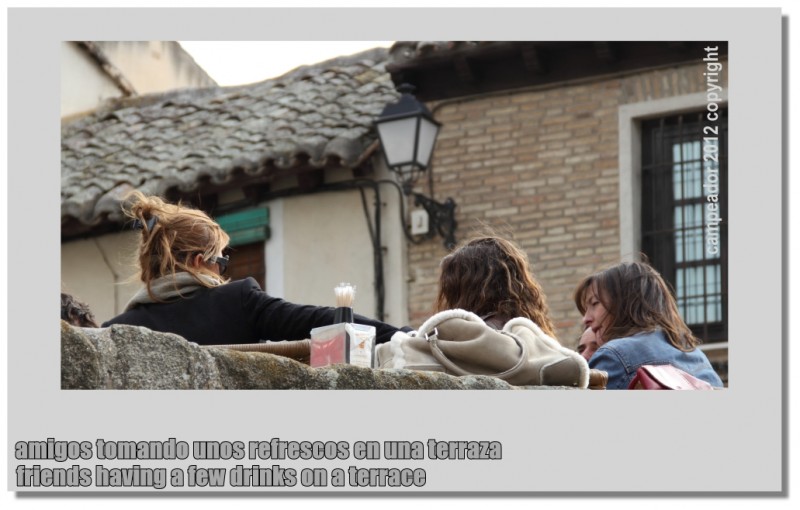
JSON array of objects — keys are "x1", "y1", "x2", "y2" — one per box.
[{"x1": 62, "y1": 47, "x2": 397, "y2": 229}]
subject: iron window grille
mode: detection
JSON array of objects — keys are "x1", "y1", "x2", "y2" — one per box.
[{"x1": 641, "y1": 109, "x2": 728, "y2": 345}]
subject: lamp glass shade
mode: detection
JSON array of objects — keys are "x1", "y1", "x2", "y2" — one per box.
[
  {"x1": 376, "y1": 115, "x2": 440, "y2": 171},
  {"x1": 416, "y1": 117, "x2": 440, "y2": 169},
  {"x1": 376, "y1": 117, "x2": 417, "y2": 168}
]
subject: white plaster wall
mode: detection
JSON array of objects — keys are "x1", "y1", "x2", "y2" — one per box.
[
  {"x1": 265, "y1": 176, "x2": 408, "y2": 327},
  {"x1": 60, "y1": 42, "x2": 123, "y2": 118},
  {"x1": 282, "y1": 191, "x2": 380, "y2": 316},
  {"x1": 374, "y1": 160, "x2": 409, "y2": 328},
  {"x1": 60, "y1": 231, "x2": 140, "y2": 324},
  {"x1": 61, "y1": 41, "x2": 216, "y2": 119},
  {"x1": 95, "y1": 41, "x2": 216, "y2": 94}
]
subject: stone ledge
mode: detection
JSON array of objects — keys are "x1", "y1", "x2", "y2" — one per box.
[{"x1": 61, "y1": 321, "x2": 579, "y2": 390}]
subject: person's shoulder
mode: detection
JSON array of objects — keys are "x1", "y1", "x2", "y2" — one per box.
[
  {"x1": 596, "y1": 337, "x2": 634, "y2": 356},
  {"x1": 602, "y1": 330, "x2": 664, "y2": 351},
  {"x1": 215, "y1": 277, "x2": 261, "y2": 294},
  {"x1": 242, "y1": 277, "x2": 262, "y2": 290},
  {"x1": 221, "y1": 278, "x2": 268, "y2": 307},
  {"x1": 101, "y1": 309, "x2": 139, "y2": 328}
]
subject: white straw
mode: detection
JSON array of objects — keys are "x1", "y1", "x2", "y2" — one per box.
[{"x1": 334, "y1": 282, "x2": 356, "y2": 308}]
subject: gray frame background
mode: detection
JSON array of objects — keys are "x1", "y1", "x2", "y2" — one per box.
[{"x1": 7, "y1": 7, "x2": 783, "y2": 494}]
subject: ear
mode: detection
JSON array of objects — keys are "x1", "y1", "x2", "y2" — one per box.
[{"x1": 191, "y1": 253, "x2": 205, "y2": 268}]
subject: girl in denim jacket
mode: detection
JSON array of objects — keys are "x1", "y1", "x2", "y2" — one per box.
[{"x1": 573, "y1": 262, "x2": 723, "y2": 389}]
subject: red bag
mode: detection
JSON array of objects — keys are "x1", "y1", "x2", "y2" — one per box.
[{"x1": 628, "y1": 364, "x2": 714, "y2": 390}]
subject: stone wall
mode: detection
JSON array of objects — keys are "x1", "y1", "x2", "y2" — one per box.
[
  {"x1": 61, "y1": 322, "x2": 581, "y2": 390},
  {"x1": 407, "y1": 61, "x2": 728, "y2": 346}
]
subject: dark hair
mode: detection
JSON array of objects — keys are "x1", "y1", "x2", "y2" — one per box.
[
  {"x1": 573, "y1": 261, "x2": 698, "y2": 351},
  {"x1": 435, "y1": 236, "x2": 557, "y2": 336},
  {"x1": 61, "y1": 293, "x2": 98, "y2": 328}
]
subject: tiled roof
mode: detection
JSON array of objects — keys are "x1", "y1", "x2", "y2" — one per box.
[{"x1": 61, "y1": 47, "x2": 398, "y2": 231}]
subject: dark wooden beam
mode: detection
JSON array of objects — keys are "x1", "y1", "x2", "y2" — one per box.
[
  {"x1": 297, "y1": 168, "x2": 325, "y2": 192},
  {"x1": 453, "y1": 55, "x2": 476, "y2": 83},
  {"x1": 521, "y1": 44, "x2": 546, "y2": 75},
  {"x1": 388, "y1": 41, "x2": 727, "y2": 102},
  {"x1": 593, "y1": 42, "x2": 616, "y2": 63}
]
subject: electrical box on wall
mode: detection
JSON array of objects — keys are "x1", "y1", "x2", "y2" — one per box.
[{"x1": 411, "y1": 209, "x2": 429, "y2": 235}]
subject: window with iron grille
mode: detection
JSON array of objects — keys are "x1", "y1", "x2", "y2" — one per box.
[{"x1": 641, "y1": 109, "x2": 728, "y2": 345}]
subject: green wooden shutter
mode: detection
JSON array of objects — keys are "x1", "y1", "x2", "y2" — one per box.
[{"x1": 215, "y1": 207, "x2": 270, "y2": 247}]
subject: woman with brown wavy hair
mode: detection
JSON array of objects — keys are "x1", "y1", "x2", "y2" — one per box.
[
  {"x1": 574, "y1": 261, "x2": 722, "y2": 389},
  {"x1": 435, "y1": 236, "x2": 556, "y2": 336},
  {"x1": 102, "y1": 191, "x2": 405, "y2": 345}
]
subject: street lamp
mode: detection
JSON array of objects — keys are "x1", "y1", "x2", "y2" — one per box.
[{"x1": 375, "y1": 84, "x2": 457, "y2": 249}]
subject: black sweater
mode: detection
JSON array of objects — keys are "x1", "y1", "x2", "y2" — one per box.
[{"x1": 102, "y1": 277, "x2": 404, "y2": 345}]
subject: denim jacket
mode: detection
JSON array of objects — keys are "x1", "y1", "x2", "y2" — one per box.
[{"x1": 588, "y1": 330, "x2": 723, "y2": 389}]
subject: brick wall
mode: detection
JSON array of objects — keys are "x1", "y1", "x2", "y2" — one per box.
[{"x1": 405, "y1": 61, "x2": 728, "y2": 347}]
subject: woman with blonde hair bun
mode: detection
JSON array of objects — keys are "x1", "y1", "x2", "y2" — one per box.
[{"x1": 102, "y1": 191, "x2": 405, "y2": 345}]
